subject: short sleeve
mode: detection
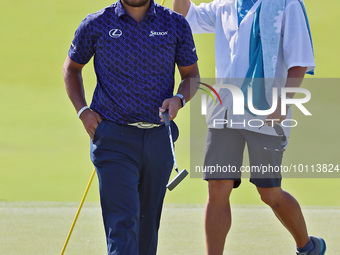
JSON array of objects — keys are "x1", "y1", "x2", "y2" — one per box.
[
  {"x1": 68, "y1": 16, "x2": 95, "y2": 65},
  {"x1": 283, "y1": 1, "x2": 315, "y2": 73},
  {"x1": 175, "y1": 16, "x2": 198, "y2": 67},
  {"x1": 186, "y1": 0, "x2": 218, "y2": 34}
]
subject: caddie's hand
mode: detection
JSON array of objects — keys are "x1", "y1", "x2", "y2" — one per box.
[
  {"x1": 159, "y1": 96, "x2": 182, "y2": 122},
  {"x1": 266, "y1": 99, "x2": 289, "y2": 126},
  {"x1": 79, "y1": 109, "x2": 102, "y2": 140}
]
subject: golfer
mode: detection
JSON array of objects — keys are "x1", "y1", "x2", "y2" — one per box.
[
  {"x1": 62, "y1": 0, "x2": 199, "y2": 253},
  {"x1": 173, "y1": 0, "x2": 326, "y2": 254}
]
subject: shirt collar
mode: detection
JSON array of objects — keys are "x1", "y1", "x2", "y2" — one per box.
[
  {"x1": 146, "y1": 0, "x2": 157, "y2": 17},
  {"x1": 115, "y1": 0, "x2": 157, "y2": 18}
]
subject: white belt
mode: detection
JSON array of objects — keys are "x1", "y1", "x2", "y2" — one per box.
[{"x1": 128, "y1": 122, "x2": 161, "y2": 129}]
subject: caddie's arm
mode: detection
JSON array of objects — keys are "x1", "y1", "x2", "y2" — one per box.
[
  {"x1": 173, "y1": 0, "x2": 191, "y2": 17},
  {"x1": 63, "y1": 56, "x2": 102, "y2": 140},
  {"x1": 267, "y1": 66, "x2": 307, "y2": 125},
  {"x1": 159, "y1": 62, "x2": 199, "y2": 121}
]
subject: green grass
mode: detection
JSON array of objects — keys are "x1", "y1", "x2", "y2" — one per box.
[
  {"x1": 1, "y1": 202, "x2": 339, "y2": 254},
  {"x1": 0, "y1": 0, "x2": 340, "y2": 227},
  {"x1": 0, "y1": 0, "x2": 339, "y2": 205},
  {"x1": 0, "y1": 0, "x2": 340, "y2": 253}
]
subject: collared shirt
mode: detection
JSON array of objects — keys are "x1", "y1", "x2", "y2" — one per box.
[
  {"x1": 68, "y1": 0, "x2": 198, "y2": 124},
  {"x1": 185, "y1": 0, "x2": 315, "y2": 136}
]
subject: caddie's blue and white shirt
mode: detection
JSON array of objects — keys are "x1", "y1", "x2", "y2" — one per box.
[
  {"x1": 68, "y1": 0, "x2": 198, "y2": 124},
  {"x1": 186, "y1": 0, "x2": 314, "y2": 136}
]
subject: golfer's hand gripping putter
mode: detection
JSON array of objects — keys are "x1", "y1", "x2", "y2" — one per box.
[{"x1": 162, "y1": 110, "x2": 188, "y2": 190}]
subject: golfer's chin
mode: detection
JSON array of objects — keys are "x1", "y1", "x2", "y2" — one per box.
[{"x1": 121, "y1": 0, "x2": 150, "y2": 8}]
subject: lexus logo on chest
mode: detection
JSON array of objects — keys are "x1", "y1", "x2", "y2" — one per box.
[{"x1": 109, "y1": 29, "x2": 123, "y2": 38}]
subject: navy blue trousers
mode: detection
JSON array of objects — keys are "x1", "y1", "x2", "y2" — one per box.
[{"x1": 90, "y1": 120, "x2": 178, "y2": 255}]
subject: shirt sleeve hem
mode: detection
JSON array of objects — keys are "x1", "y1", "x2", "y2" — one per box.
[
  {"x1": 67, "y1": 53, "x2": 90, "y2": 65},
  {"x1": 176, "y1": 57, "x2": 199, "y2": 67},
  {"x1": 286, "y1": 62, "x2": 316, "y2": 73},
  {"x1": 185, "y1": 1, "x2": 196, "y2": 21}
]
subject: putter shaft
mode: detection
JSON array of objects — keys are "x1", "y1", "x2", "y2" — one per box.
[
  {"x1": 162, "y1": 111, "x2": 179, "y2": 172},
  {"x1": 167, "y1": 125, "x2": 179, "y2": 173}
]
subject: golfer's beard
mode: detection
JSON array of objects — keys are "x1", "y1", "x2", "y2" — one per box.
[{"x1": 122, "y1": 0, "x2": 149, "y2": 8}]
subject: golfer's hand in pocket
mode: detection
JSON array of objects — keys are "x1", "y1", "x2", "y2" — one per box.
[
  {"x1": 79, "y1": 109, "x2": 102, "y2": 140},
  {"x1": 159, "y1": 96, "x2": 182, "y2": 122}
]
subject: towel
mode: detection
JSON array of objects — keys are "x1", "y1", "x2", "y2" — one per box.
[{"x1": 241, "y1": 0, "x2": 314, "y2": 114}]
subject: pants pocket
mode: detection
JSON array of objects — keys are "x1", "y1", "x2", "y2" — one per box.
[{"x1": 92, "y1": 120, "x2": 105, "y2": 143}]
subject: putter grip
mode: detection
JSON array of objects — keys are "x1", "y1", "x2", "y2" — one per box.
[{"x1": 162, "y1": 110, "x2": 171, "y2": 127}]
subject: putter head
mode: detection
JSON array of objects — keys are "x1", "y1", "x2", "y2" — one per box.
[{"x1": 166, "y1": 169, "x2": 188, "y2": 191}]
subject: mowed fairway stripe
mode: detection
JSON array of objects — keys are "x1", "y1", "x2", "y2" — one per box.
[{"x1": 0, "y1": 202, "x2": 339, "y2": 255}]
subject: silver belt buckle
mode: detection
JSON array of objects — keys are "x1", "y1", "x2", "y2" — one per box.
[{"x1": 128, "y1": 122, "x2": 160, "y2": 129}]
